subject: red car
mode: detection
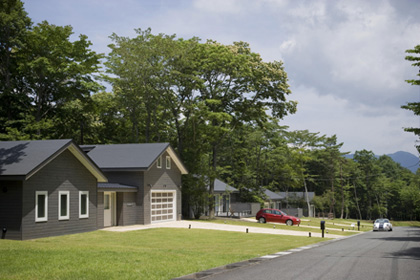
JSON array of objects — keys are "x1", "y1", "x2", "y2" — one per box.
[{"x1": 256, "y1": 208, "x2": 301, "y2": 226}]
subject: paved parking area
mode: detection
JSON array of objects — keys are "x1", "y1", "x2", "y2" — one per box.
[{"x1": 102, "y1": 220, "x2": 345, "y2": 238}]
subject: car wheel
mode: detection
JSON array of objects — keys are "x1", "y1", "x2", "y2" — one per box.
[
  {"x1": 286, "y1": 219, "x2": 293, "y2": 226},
  {"x1": 259, "y1": 217, "x2": 266, "y2": 223}
]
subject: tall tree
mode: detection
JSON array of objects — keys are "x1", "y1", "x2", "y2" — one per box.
[
  {"x1": 353, "y1": 150, "x2": 381, "y2": 220},
  {"x1": 401, "y1": 44, "x2": 420, "y2": 153},
  {"x1": 106, "y1": 29, "x2": 177, "y2": 143},
  {"x1": 196, "y1": 41, "x2": 296, "y2": 218},
  {"x1": 0, "y1": 0, "x2": 31, "y2": 136},
  {"x1": 314, "y1": 135, "x2": 345, "y2": 217},
  {"x1": 286, "y1": 130, "x2": 325, "y2": 217},
  {"x1": 17, "y1": 21, "x2": 103, "y2": 139}
]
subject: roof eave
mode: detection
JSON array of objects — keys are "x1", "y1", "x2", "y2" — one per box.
[
  {"x1": 67, "y1": 144, "x2": 108, "y2": 182},
  {"x1": 165, "y1": 146, "x2": 188, "y2": 174}
]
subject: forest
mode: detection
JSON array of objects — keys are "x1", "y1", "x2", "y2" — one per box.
[{"x1": 1, "y1": 0, "x2": 419, "y2": 221}]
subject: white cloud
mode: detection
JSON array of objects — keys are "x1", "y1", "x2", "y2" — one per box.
[
  {"x1": 22, "y1": 0, "x2": 420, "y2": 156},
  {"x1": 283, "y1": 84, "x2": 419, "y2": 155}
]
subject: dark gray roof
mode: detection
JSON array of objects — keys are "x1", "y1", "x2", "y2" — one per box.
[
  {"x1": 0, "y1": 139, "x2": 107, "y2": 182},
  {"x1": 214, "y1": 179, "x2": 238, "y2": 193},
  {"x1": 0, "y1": 139, "x2": 72, "y2": 178},
  {"x1": 98, "y1": 182, "x2": 137, "y2": 192},
  {"x1": 264, "y1": 189, "x2": 285, "y2": 200},
  {"x1": 82, "y1": 143, "x2": 170, "y2": 170}
]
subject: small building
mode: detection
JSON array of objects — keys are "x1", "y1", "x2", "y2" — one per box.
[
  {"x1": 278, "y1": 191, "x2": 315, "y2": 217},
  {"x1": 213, "y1": 179, "x2": 240, "y2": 216},
  {"x1": 0, "y1": 140, "x2": 107, "y2": 240},
  {"x1": 263, "y1": 189, "x2": 285, "y2": 209},
  {"x1": 82, "y1": 143, "x2": 188, "y2": 227}
]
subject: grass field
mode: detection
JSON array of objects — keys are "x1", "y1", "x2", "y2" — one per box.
[
  {"x1": 391, "y1": 220, "x2": 420, "y2": 227},
  {"x1": 0, "y1": 228, "x2": 325, "y2": 280},
  {"x1": 2, "y1": 218, "x2": 417, "y2": 279},
  {"x1": 202, "y1": 217, "x2": 372, "y2": 236}
]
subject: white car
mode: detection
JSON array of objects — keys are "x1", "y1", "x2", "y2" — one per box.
[{"x1": 373, "y1": 218, "x2": 393, "y2": 231}]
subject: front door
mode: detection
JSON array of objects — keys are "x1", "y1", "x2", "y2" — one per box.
[{"x1": 104, "y1": 192, "x2": 116, "y2": 227}]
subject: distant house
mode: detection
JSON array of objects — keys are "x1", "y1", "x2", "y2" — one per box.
[
  {"x1": 261, "y1": 190, "x2": 316, "y2": 217},
  {"x1": 213, "y1": 179, "x2": 240, "y2": 216},
  {"x1": 278, "y1": 192, "x2": 315, "y2": 205},
  {"x1": 263, "y1": 189, "x2": 285, "y2": 209},
  {"x1": 0, "y1": 140, "x2": 107, "y2": 240},
  {"x1": 278, "y1": 191, "x2": 315, "y2": 217},
  {"x1": 82, "y1": 143, "x2": 188, "y2": 227},
  {"x1": 205, "y1": 179, "x2": 259, "y2": 218}
]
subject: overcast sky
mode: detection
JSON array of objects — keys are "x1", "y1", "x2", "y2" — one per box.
[{"x1": 23, "y1": 0, "x2": 420, "y2": 156}]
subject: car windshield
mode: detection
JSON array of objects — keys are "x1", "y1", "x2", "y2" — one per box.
[{"x1": 375, "y1": 219, "x2": 390, "y2": 223}]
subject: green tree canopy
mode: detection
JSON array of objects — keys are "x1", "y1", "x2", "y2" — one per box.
[{"x1": 401, "y1": 44, "x2": 420, "y2": 153}]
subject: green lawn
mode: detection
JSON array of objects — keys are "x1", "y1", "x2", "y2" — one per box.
[
  {"x1": 0, "y1": 228, "x2": 325, "y2": 280},
  {"x1": 391, "y1": 220, "x2": 420, "y2": 227},
  {"x1": 202, "y1": 217, "x2": 371, "y2": 235}
]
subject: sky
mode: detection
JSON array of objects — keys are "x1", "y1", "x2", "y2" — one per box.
[{"x1": 23, "y1": 0, "x2": 420, "y2": 156}]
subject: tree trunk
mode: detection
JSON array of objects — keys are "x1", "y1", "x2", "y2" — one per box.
[
  {"x1": 303, "y1": 177, "x2": 312, "y2": 217},
  {"x1": 208, "y1": 144, "x2": 217, "y2": 219},
  {"x1": 340, "y1": 165, "x2": 344, "y2": 219},
  {"x1": 353, "y1": 182, "x2": 362, "y2": 220},
  {"x1": 329, "y1": 178, "x2": 335, "y2": 215}
]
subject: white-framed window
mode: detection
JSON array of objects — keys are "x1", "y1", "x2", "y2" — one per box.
[
  {"x1": 166, "y1": 156, "x2": 171, "y2": 169},
  {"x1": 157, "y1": 156, "x2": 162, "y2": 168},
  {"x1": 59, "y1": 191, "x2": 70, "y2": 220},
  {"x1": 79, "y1": 191, "x2": 89, "y2": 219},
  {"x1": 35, "y1": 191, "x2": 48, "y2": 222}
]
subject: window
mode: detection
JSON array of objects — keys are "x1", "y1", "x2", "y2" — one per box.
[
  {"x1": 104, "y1": 193, "x2": 110, "y2": 210},
  {"x1": 166, "y1": 156, "x2": 171, "y2": 169},
  {"x1": 59, "y1": 191, "x2": 70, "y2": 220},
  {"x1": 157, "y1": 156, "x2": 162, "y2": 168},
  {"x1": 79, "y1": 191, "x2": 89, "y2": 218},
  {"x1": 35, "y1": 191, "x2": 48, "y2": 222}
]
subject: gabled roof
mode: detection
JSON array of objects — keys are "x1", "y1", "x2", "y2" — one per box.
[
  {"x1": 0, "y1": 139, "x2": 107, "y2": 182},
  {"x1": 82, "y1": 143, "x2": 188, "y2": 174},
  {"x1": 264, "y1": 189, "x2": 285, "y2": 200},
  {"x1": 214, "y1": 179, "x2": 238, "y2": 193}
]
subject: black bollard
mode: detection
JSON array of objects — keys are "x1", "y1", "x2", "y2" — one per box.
[{"x1": 320, "y1": 221, "x2": 325, "y2": 238}]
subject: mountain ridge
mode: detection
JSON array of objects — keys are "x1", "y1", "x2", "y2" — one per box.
[{"x1": 344, "y1": 151, "x2": 419, "y2": 173}]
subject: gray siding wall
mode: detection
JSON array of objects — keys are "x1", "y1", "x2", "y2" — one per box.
[
  {"x1": 103, "y1": 171, "x2": 144, "y2": 225},
  {"x1": 97, "y1": 192, "x2": 104, "y2": 229},
  {"x1": 100, "y1": 150, "x2": 184, "y2": 226},
  {"x1": 145, "y1": 151, "x2": 182, "y2": 223},
  {"x1": 21, "y1": 150, "x2": 98, "y2": 240},
  {"x1": 121, "y1": 192, "x2": 137, "y2": 225},
  {"x1": 0, "y1": 181, "x2": 23, "y2": 240}
]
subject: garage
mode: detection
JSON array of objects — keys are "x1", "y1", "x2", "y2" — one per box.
[{"x1": 151, "y1": 191, "x2": 176, "y2": 223}]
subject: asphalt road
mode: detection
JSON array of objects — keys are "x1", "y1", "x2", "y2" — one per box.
[{"x1": 205, "y1": 227, "x2": 420, "y2": 280}]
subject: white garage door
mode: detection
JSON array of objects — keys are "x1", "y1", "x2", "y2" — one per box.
[{"x1": 151, "y1": 191, "x2": 176, "y2": 223}]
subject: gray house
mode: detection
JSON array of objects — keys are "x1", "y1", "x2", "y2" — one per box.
[
  {"x1": 210, "y1": 179, "x2": 259, "y2": 218},
  {"x1": 213, "y1": 179, "x2": 240, "y2": 216},
  {"x1": 263, "y1": 189, "x2": 285, "y2": 209},
  {"x1": 82, "y1": 143, "x2": 188, "y2": 227},
  {"x1": 0, "y1": 140, "x2": 107, "y2": 240}
]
